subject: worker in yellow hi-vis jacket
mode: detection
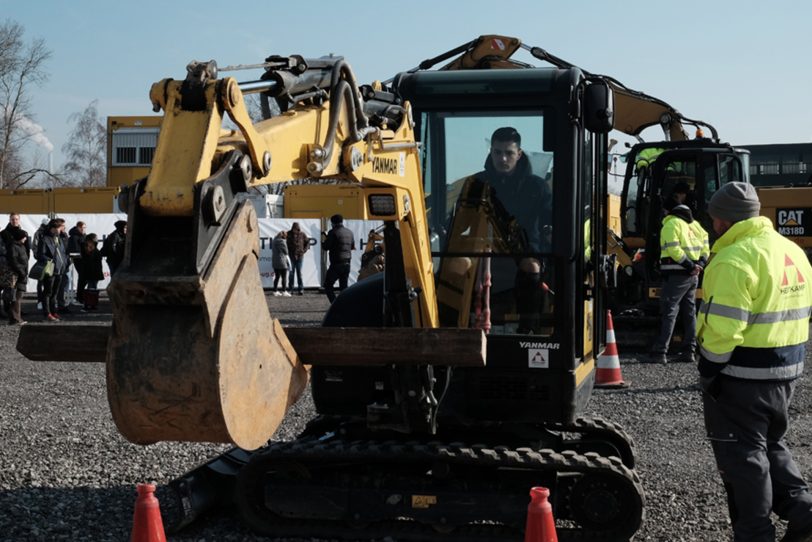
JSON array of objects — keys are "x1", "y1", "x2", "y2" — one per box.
[
  {"x1": 649, "y1": 200, "x2": 709, "y2": 364},
  {"x1": 698, "y1": 182, "x2": 812, "y2": 542}
]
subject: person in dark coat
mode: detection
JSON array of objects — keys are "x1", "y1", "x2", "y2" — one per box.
[
  {"x1": 36, "y1": 218, "x2": 68, "y2": 321},
  {"x1": 6, "y1": 228, "x2": 29, "y2": 325},
  {"x1": 31, "y1": 218, "x2": 49, "y2": 310},
  {"x1": 76, "y1": 234, "x2": 104, "y2": 310},
  {"x1": 1, "y1": 213, "x2": 31, "y2": 256},
  {"x1": 67, "y1": 221, "x2": 86, "y2": 255},
  {"x1": 0, "y1": 213, "x2": 30, "y2": 317},
  {"x1": 459, "y1": 127, "x2": 553, "y2": 334},
  {"x1": 286, "y1": 222, "x2": 310, "y2": 295},
  {"x1": 101, "y1": 220, "x2": 127, "y2": 276},
  {"x1": 321, "y1": 214, "x2": 354, "y2": 303},
  {"x1": 271, "y1": 231, "x2": 291, "y2": 296},
  {"x1": 471, "y1": 127, "x2": 552, "y2": 254},
  {"x1": 56, "y1": 226, "x2": 73, "y2": 312}
]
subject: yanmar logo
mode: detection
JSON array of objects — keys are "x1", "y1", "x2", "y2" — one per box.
[
  {"x1": 780, "y1": 254, "x2": 807, "y2": 294},
  {"x1": 519, "y1": 341, "x2": 560, "y2": 350},
  {"x1": 372, "y1": 157, "x2": 397, "y2": 175}
]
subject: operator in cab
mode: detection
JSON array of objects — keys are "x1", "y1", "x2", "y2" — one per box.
[
  {"x1": 455, "y1": 127, "x2": 552, "y2": 334},
  {"x1": 476, "y1": 127, "x2": 552, "y2": 255},
  {"x1": 698, "y1": 182, "x2": 812, "y2": 542}
]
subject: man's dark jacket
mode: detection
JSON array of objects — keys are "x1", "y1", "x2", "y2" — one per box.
[
  {"x1": 474, "y1": 153, "x2": 551, "y2": 253},
  {"x1": 323, "y1": 225, "x2": 354, "y2": 265}
]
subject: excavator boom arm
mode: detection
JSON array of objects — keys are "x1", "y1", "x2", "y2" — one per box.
[{"x1": 106, "y1": 55, "x2": 444, "y2": 449}]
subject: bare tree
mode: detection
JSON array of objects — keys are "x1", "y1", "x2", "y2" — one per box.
[
  {"x1": 62, "y1": 100, "x2": 106, "y2": 187},
  {"x1": 0, "y1": 20, "x2": 52, "y2": 189}
]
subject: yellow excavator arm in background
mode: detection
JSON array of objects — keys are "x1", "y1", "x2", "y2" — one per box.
[{"x1": 409, "y1": 34, "x2": 718, "y2": 143}]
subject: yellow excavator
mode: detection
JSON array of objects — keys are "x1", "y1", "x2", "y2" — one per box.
[{"x1": 21, "y1": 39, "x2": 659, "y2": 539}]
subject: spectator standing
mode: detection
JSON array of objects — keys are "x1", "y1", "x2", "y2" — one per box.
[
  {"x1": 66, "y1": 221, "x2": 86, "y2": 306},
  {"x1": 698, "y1": 182, "x2": 812, "y2": 541},
  {"x1": 101, "y1": 220, "x2": 127, "y2": 276},
  {"x1": 32, "y1": 218, "x2": 49, "y2": 311},
  {"x1": 56, "y1": 225, "x2": 72, "y2": 313},
  {"x1": 76, "y1": 233, "x2": 104, "y2": 310},
  {"x1": 6, "y1": 229, "x2": 29, "y2": 325},
  {"x1": 271, "y1": 231, "x2": 291, "y2": 297},
  {"x1": 286, "y1": 222, "x2": 309, "y2": 295},
  {"x1": 1, "y1": 213, "x2": 31, "y2": 256},
  {"x1": 321, "y1": 214, "x2": 354, "y2": 304},
  {"x1": 0, "y1": 213, "x2": 30, "y2": 316},
  {"x1": 0, "y1": 233, "x2": 9, "y2": 319},
  {"x1": 35, "y1": 218, "x2": 68, "y2": 322}
]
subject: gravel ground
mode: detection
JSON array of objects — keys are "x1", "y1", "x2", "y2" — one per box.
[{"x1": 1, "y1": 292, "x2": 811, "y2": 541}]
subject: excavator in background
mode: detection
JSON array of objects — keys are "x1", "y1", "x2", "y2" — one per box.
[{"x1": 613, "y1": 136, "x2": 750, "y2": 322}]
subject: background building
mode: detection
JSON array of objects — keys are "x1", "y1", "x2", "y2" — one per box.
[{"x1": 742, "y1": 142, "x2": 812, "y2": 187}]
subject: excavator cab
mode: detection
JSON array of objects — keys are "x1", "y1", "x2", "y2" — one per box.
[
  {"x1": 618, "y1": 139, "x2": 750, "y2": 312},
  {"x1": 314, "y1": 68, "x2": 613, "y2": 430}
]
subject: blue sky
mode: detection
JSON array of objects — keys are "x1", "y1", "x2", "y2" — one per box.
[{"x1": 3, "y1": 0, "x2": 811, "y2": 171}]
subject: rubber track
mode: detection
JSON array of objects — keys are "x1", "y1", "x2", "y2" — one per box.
[
  {"x1": 237, "y1": 437, "x2": 645, "y2": 542},
  {"x1": 552, "y1": 416, "x2": 637, "y2": 468}
]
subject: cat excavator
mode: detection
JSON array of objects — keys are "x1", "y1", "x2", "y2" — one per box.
[{"x1": 23, "y1": 38, "x2": 671, "y2": 539}]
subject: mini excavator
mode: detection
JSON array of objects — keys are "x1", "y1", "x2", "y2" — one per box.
[{"x1": 24, "y1": 38, "x2": 662, "y2": 540}]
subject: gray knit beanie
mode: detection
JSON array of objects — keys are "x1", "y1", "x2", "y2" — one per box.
[{"x1": 707, "y1": 182, "x2": 760, "y2": 222}]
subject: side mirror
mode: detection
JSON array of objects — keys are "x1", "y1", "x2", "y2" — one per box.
[{"x1": 584, "y1": 81, "x2": 614, "y2": 134}]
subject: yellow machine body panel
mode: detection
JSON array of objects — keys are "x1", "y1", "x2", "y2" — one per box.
[
  {"x1": 756, "y1": 186, "x2": 812, "y2": 250},
  {"x1": 0, "y1": 187, "x2": 120, "y2": 214}
]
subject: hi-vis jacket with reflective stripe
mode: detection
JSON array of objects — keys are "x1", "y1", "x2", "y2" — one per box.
[
  {"x1": 697, "y1": 216, "x2": 812, "y2": 381},
  {"x1": 659, "y1": 211, "x2": 710, "y2": 273}
]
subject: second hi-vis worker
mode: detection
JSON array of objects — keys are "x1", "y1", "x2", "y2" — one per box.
[
  {"x1": 649, "y1": 201, "x2": 709, "y2": 364},
  {"x1": 698, "y1": 182, "x2": 812, "y2": 542}
]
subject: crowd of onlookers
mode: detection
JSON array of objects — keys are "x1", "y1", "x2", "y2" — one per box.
[
  {"x1": 0, "y1": 213, "x2": 126, "y2": 324},
  {"x1": 0, "y1": 212, "x2": 378, "y2": 323}
]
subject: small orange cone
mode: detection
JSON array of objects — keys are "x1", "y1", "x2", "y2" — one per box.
[
  {"x1": 130, "y1": 483, "x2": 166, "y2": 542},
  {"x1": 595, "y1": 310, "x2": 629, "y2": 389},
  {"x1": 525, "y1": 486, "x2": 558, "y2": 542}
]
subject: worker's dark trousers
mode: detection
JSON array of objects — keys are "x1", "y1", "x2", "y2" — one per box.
[
  {"x1": 651, "y1": 273, "x2": 697, "y2": 354},
  {"x1": 324, "y1": 262, "x2": 351, "y2": 304},
  {"x1": 703, "y1": 378, "x2": 812, "y2": 541}
]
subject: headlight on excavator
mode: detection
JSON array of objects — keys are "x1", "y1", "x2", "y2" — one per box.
[{"x1": 368, "y1": 194, "x2": 397, "y2": 216}]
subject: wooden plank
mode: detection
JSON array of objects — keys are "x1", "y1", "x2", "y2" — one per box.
[
  {"x1": 17, "y1": 325, "x2": 486, "y2": 367},
  {"x1": 284, "y1": 327, "x2": 486, "y2": 367},
  {"x1": 17, "y1": 324, "x2": 110, "y2": 363}
]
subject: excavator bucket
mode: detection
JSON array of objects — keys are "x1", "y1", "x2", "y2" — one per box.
[{"x1": 106, "y1": 200, "x2": 309, "y2": 450}]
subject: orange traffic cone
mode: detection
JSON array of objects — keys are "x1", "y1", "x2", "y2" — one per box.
[
  {"x1": 525, "y1": 486, "x2": 558, "y2": 542},
  {"x1": 130, "y1": 483, "x2": 166, "y2": 542},
  {"x1": 595, "y1": 310, "x2": 629, "y2": 389}
]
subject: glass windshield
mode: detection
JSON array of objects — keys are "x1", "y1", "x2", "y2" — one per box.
[{"x1": 421, "y1": 111, "x2": 555, "y2": 336}]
